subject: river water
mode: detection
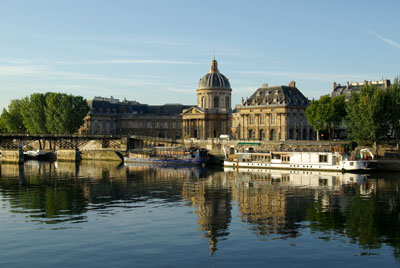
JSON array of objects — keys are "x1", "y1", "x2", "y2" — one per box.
[{"x1": 0, "y1": 160, "x2": 399, "y2": 267}]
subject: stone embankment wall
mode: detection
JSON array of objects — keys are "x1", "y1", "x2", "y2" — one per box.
[
  {"x1": 0, "y1": 150, "x2": 24, "y2": 163},
  {"x1": 80, "y1": 150, "x2": 123, "y2": 161},
  {"x1": 183, "y1": 139, "x2": 351, "y2": 157},
  {"x1": 56, "y1": 149, "x2": 123, "y2": 162}
]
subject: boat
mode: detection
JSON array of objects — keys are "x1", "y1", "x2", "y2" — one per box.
[
  {"x1": 124, "y1": 147, "x2": 215, "y2": 166},
  {"x1": 24, "y1": 150, "x2": 54, "y2": 160},
  {"x1": 223, "y1": 147, "x2": 375, "y2": 172}
]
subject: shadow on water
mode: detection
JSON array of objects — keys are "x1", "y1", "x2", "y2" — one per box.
[{"x1": 1, "y1": 160, "x2": 400, "y2": 260}]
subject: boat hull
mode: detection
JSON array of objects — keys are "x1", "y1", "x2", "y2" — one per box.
[
  {"x1": 124, "y1": 157, "x2": 211, "y2": 166},
  {"x1": 223, "y1": 159, "x2": 374, "y2": 172}
]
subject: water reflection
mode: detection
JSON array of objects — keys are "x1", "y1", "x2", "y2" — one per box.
[{"x1": 1, "y1": 161, "x2": 400, "y2": 260}]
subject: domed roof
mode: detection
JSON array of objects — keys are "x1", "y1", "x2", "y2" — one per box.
[{"x1": 198, "y1": 58, "x2": 231, "y2": 90}]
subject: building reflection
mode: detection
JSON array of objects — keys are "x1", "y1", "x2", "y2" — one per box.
[
  {"x1": 1, "y1": 161, "x2": 400, "y2": 258},
  {"x1": 182, "y1": 171, "x2": 231, "y2": 254}
]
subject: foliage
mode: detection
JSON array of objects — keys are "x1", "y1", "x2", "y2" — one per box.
[
  {"x1": 1, "y1": 92, "x2": 89, "y2": 134},
  {"x1": 345, "y1": 84, "x2": 389, "y2": 145},
  {"x1": 1, "y1": 100, "x2": 26, "y2": 133},
  {"x1": 386, "y1": 77, "x2": 400, "y2": 143},
  {"x1": 0, "y1": 112, "x2": 7, "y2": 133},
  {"x1": 305, "y1": 95, "x2": 346, "y2": 140},
  {"x1": 45, "y1": 93, "x2": 90, "y2": 134},
  {"x1": 20, "y1": 93, "x2": 48, "y2": 134}
]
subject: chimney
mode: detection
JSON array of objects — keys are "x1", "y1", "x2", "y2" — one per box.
[
  {"x1": 384, "y1": 79, "x2": 391, "y2": 89},
  {"x1": 332, "y1": 82, "x2": 337, "y2": 92},
  {"x1": 289, "y1": 81, "x2": 296, "y2": 88},
  {"x1": 262, "y1": 83, "x2": 268, "y2": 88},
  {"x1": 346, "y1": 81, "x2": 349, "y2": 90}
]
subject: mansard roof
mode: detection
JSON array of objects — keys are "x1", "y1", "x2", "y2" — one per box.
[
  {"x1": 242, "y1": 82, "x2": 309, "y2": 108},
  {"x1": 88, "y1": 97, "x2": 191, "y2": 115},
  {"x1": 331, "y1": 79, "x2": 391, "y2": 98}
]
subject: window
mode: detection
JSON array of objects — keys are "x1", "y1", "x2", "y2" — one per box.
[
  {"x1": 250, "y1": 114, "x2": 254, "y2": 125},
  {"x1": 249, "y1": 130, "x2": 255, "y2": 139},
  {"x1": 319, "y1": 155, "x2": 328, "y2": 163},
  {"x1": 270, "y1": 129, "x2": 276, "y2": 140},
  {"x1": 260, "y1": 114, "x2": 265, "y2": 124},
  {"x1": 270, "y1": 114, "x2": 275, "y2": 124},
  {"x1": 214, "y1": 96, "x2": 219, "y2": 108},
  {"x1": 259, "y1": 130, "x2": 265, "y2": 140},
  {"x1": 226, "y1": 96, "x2": 230, "y2": 109},
  {"x1": 168, "y1": 122, "x2": 172, "y2": 129}
]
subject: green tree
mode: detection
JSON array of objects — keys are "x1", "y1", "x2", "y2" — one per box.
[
  {"x1": 0, "y1": 111, "x2": 7, "y2": 133},
  {"x1": 20, "y1": 93, "x2": 48, "y2": 134},
  {"x1": 346, "y1": 84, "x2": 388, "y2": 145},
  {"x1": 305, "y1": 95, "x2": 346, "y2": 140},
  {"x1": 1, "y1": 99, "x2": 26, "y2": 133},
  {"x1": 330, "y1": 94, "x2": 346, "y2": 134},
  {"x1": 386, "y1": 77, "x2": 400, "y2": 145},
  {"x1": 45, "y1": 93, "x2": 89, "y2": 134}
]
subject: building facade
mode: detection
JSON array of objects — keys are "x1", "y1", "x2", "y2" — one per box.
[
  {"x1": 181, "y1": 58, "x2": 232, "y2": 139},
  {"x1": 79, "y1": 97, "x2": 191, "y2": 139},
  {"x1": 331, "y1": 79, "x2": 391, "y2": 99},
  {"x1": 232, "y1": 81, "x2": 314, "y2": 141}
]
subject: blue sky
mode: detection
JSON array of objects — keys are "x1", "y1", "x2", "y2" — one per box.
[{"x1": 1, "y1": 0, "x2": 399, "y2": 111}]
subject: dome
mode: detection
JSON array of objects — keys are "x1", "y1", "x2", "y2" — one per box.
[{"x1": 198, "y1": 59, "x2": 231, "y2": 90}]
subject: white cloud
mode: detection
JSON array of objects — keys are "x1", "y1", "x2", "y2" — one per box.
[{"x1": 367, "y1": 30, "x2": 400, "y2": 50}]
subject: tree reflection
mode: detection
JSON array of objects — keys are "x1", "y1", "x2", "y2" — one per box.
[{"x1": 307, "y1": 178, "x2": 400, "y2": 261}]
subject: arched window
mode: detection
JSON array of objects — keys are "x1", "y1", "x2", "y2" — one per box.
[
  {"x1": 214, "y1": 96, "x2": 219, "y2": 108},
  {"x1": 249, "y1": 130, "x2": 255, "y2": 139},
  {"x1": 303, "y1": 129, "x2": 307, "y2": 140},
  {"x1": 259, "y1": 130, "x2": 265, "y2": 140},
  {"x1": 225, "y1": 96, "x2": 230, "y2": 109},
  {"x1": 270, "y1": 129, "x2": 276, "y2": 141},
  {"x1": 201, "y1": 96, "x2": 206, "y2": 108}
]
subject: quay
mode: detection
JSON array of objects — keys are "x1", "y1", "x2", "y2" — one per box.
[{"x1": 0, "y1": 134, "x2": 399, "y2": 171}]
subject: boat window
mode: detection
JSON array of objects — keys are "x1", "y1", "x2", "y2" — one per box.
[
  {"x1": 272, "y1": 154, "x2": 281, "y2": 159},
  {"x1": 319, "y1": 155, "x2": 328, "y2": 163},
  {"x1": 350, "y1": 162, "x2": 354, "y2": 166}
]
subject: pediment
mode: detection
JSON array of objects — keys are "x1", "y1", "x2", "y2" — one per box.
[{"x1": 182, "y1": 107, "x2": 204, "y2": 115}]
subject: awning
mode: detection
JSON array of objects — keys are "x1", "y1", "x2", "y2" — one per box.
[{"x1": 236, "y1": 142, "x2": 261, "y2": 146}]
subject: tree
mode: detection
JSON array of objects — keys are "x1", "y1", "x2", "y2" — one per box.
[
  {"x1": 305, "y1": 95, "x2": 346, "y2": 140},
  {"x1": 330, "y1": 95, "x2": 346, "y2": 134},
  {"x1": 20, "y1": 93, "x2": 48, "y2": 134},
  {"x1": 1, "y1": 100, "x2": 26, "y2": 133},
  {"x1": 45, "y1": 93, "x2": 89, "y2": 134},
  {"x1": 0, "y1": 111, "x2": 7, "y2": 133},
  {"x1": 386, "y1": 77, "x2": 400, "y2": 145},
  {"x1": 346, "y1": 84, "x2": 388, "y2": 145}
]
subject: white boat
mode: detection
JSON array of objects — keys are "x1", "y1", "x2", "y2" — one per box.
[{"x1": 223, "y1": 148, "x2": 374, "y2": 172}]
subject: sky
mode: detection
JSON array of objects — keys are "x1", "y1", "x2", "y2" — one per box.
[{"x1": 1, "y1": 0, "x2": 399, "y2": 111}]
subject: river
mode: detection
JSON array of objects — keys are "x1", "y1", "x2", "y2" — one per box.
[{"x1": 0, "y1": 160, "x2": 399, "y2": 267}]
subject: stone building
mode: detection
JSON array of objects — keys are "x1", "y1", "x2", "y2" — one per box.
[
  {"x1": 232, "y1": 81, "x2": 313, "y2": 141},
  {"x1": 331, "y1": 79, "x2": 391, "y2": 99},
  {"x1": 330, "y1": 79, "x2": 391, "y2": 139},
  {"x1": 79, "y1": 96, "x2": 191, "y2": 139},
  {"x1": 181, "y1": 58, "x2": 232, "y2": 139}
]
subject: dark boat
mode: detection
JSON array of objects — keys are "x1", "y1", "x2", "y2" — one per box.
[{"x1": 123, "y1": 147, "x2": 215, "y2": 166}]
